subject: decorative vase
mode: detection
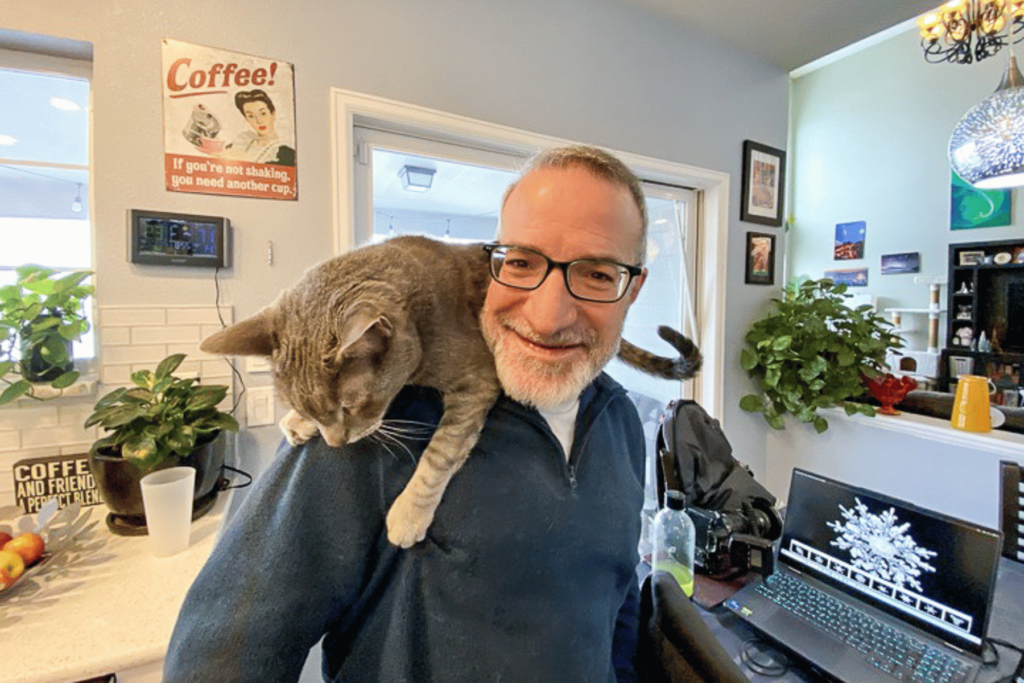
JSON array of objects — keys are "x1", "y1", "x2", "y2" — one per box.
[
  {"x1": 864, "y1": 374, "x2": 917, "y2": 415},
  {"x1": 87, "y1": 430, "x2": 227, "y2": 535}
]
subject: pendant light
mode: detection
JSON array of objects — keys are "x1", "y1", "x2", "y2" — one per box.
[{"x1": 949, "y1": 2, "x2": 1024, "y2": 188}]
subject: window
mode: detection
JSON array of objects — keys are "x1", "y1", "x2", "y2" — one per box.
[
  {"x1": 334, "y1": 88, "x2": 729, "y2": 417},
  {"x1": 0, "y1": 46, "x2": 94, "y2": 361}
]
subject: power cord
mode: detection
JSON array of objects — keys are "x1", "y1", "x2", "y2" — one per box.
[
  {"x1": 213, "y1": 264, "x2": 246, "y2": 415},
  {"x1": 984, "y1": 637, "x2": 1024, "y2": 683}
]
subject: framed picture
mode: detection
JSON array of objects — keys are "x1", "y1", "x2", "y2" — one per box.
[
  {"x1": 823, "y1": 267, "x2": 869, "y2": 287},
  {"x1": 834, "y1": 221, "x2": 866, "y2": 260},
  {"x1": 745, "y1": 231, "x2": 776, "y2": 285},
  {"x1": 741, "y1": 140, "x2": 786, "y2": 227},
  {"x1": 881, "y1": 252, "x2": 920, "y2": 274},
  {"x1": 959, "y1": 250, "x2": 985, "y2": 266}
]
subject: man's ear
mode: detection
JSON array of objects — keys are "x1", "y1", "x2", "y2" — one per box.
[
  {"x1": 627, "y1": 267, "x2": 648, "y2": 305},
  {"x1": 200, "y1": 307, "x2": 276, "y2": 356}
]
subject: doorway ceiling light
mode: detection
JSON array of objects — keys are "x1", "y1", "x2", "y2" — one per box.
[
  {"x1": 947, "y1": 1, "x2": 1024, "y2": 187},
  {"x1": 918, "y1": 0, "x2": 1024, "y2": 64},
  {"x1": 399, "y1": 165, "x2": 435, "y2": 192}
]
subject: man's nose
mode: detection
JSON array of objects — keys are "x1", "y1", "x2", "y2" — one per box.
[{"x1": 521, "y1": 269, "x2": 578, "y2": 336}]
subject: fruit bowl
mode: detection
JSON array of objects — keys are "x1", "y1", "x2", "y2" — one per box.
[
  {"x1": 0, "y1": 499, "x2": 94, "y2": 600},
  {"x1": 864, "y1": 373, "x2": 918, "y2": 415}
]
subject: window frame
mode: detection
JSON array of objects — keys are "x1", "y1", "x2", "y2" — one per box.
[{"x1": 330, "y1": 88, "x2": 729, "y2": 420}]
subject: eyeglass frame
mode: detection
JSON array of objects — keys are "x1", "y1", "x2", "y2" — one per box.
[{"x1": 481, "y1": 243, "x2": 644, "y2": 303}]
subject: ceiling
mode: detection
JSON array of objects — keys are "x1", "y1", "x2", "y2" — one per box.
[{"x1": 618, "y1": 0, "x2": 940, "y2": 72}]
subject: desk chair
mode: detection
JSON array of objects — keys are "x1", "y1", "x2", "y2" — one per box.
[
  {"x1": 1000, "y1": 460, "x2": 1023, "y2": 563},
  {"x1": 638, "y1": 571, "x2": 750, "y2": 683}
]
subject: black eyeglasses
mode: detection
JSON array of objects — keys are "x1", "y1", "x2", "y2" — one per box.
[{"x1": 482, "y1": 244, "x2": 642, "y2": 303}]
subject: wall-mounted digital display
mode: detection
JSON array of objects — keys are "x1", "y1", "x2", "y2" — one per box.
[{"x1": 129, "y1": 209, "x2": 229, "y2": 268}]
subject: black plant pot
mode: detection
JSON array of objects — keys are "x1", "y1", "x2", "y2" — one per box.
[
  {"x1": 88, "y1": 430, "x2": 227, "y2": 536},
  {"x1": 20, "y1": 333, "x2": 74, "y2": 382}
]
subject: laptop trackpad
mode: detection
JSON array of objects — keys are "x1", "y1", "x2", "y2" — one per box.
[{"x1": 765, "y1": 611, "x2": 847, "y2": 662}]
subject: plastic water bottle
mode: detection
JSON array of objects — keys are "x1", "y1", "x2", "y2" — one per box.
[{"x1": 652, "y1": 489, "x2": 696, "y2": 597}]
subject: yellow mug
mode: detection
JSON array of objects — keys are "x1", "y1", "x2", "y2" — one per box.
[{"x1": 950, "y1": 375, "x2": 995, "y2": 432}]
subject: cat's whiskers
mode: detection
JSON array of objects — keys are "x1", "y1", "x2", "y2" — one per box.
[{"x1": 368, "y1": 429, "x2": 416, "y2": 464}]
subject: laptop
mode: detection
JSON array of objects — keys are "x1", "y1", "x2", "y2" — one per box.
[{"x1": 724, "y1": 469, "x2": 1003, "y2": 683}]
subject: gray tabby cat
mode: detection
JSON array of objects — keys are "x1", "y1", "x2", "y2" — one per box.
[{"x1": 200, "y1": 236, "x2": 700, "y2": 547}]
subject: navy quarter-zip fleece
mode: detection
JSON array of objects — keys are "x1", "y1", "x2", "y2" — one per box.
[{"x1": 164, "y1": 376, "x2": 644, "y2": 683}]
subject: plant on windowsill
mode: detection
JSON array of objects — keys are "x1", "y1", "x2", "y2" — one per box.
[
  {"x1": 84, "y1": 353, "x2": 240, "y2": 534},
  {"x1": 739, "y1": 278, "x2": 905, "y2": 433},
  {"x1": 0, "y1": 265, "x2": 95, "y2": 406}
]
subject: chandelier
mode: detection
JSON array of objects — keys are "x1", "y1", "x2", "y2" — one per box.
[{"x1": 918, "y1": 0, "x2": 1024, "y2": 63}]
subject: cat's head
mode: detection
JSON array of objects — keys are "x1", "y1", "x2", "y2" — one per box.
[{"x1": 200, "y1": 284, "x2": 421, "y2": 447}]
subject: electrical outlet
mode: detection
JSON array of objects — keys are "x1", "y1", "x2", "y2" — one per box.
[
  {"x1": 246, "y1": 386, "x2": 276, "y2": 427},
  {"x1": 246, "y1": 356, "x2": 273, "y2": 373}
]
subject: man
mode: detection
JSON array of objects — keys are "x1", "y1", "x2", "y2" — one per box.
[{"x1": 163, "y1": 145, "x2": 650, "y2": 682}]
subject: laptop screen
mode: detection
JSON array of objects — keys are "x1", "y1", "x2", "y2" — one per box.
[{"x1": 778, "y1": 470, "x2": 1002, "y2": 655}]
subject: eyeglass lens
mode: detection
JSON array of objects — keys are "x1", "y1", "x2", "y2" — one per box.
[{"x1": 489, "y1": 246, "x2": 628, "y2": 301}]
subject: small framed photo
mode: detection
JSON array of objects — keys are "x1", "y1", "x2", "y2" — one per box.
[
  {"x1": 1014, "y1": 246, "x2": 1024, "y2": 264},
  {"x1": 740, "y1": 140, "x2": 786, "y2": 227},
  {"x1": 745, "y1": 231, "x2": 776, "y2": 285},
  {"x1": 959, "y1": 250, "x2": 985, "y2": 266},
  {"x1": 881, "y1": 252, "x2": 920, "y2": 274}
]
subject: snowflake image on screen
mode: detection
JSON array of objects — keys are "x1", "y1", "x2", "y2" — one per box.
[{"x1": 827, "y1": 498, "x2": 937, "y2": 592}]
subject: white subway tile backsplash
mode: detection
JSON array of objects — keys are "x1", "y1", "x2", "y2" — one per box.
[
  {"x1": 21, "y1": 425, "x2": 95, "y2": 449},
  {"x1": 0, "y1": 431, "x2": 20, "y2": 452},
  {"x1": 131, "y1": 325, "x2": 202, "y2": 345},
  {"x1": 0, "y1": 405, "x2": 60, "y2": 432},
  {"x1": 104, "y1": 345, "x2": 169, "y2": 365},
  {"x1": 101, "y1": 327, "x2": 131, "y2": 346},
  {"x1": 101, "y1": 365, "x2": 133, "y2": 385},
  {"x1": 101, "y1": 307, "x2": 167, "y2": 326},
  {"x1": 166, "y1": 307, "x2": 229, "y2": 326}
]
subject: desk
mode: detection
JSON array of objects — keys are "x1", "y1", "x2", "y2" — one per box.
[{"x1": 697, "y1": 558, "x2": 1024, "y2": 682}]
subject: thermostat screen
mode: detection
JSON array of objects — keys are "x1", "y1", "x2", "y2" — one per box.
[
  {"x1": 129, "y1": 209, "x2": 228, "y2": 268},
  {"x1": 139, "y1": 218, "x2": 219, "y2": 259}
]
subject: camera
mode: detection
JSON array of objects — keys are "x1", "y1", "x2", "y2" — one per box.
[{"x1": 686, "y1": 500, "x2": 782, "y2": 580}]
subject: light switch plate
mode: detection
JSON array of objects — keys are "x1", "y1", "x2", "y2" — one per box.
[
  {"x1": 246, "y1": 386, "x2": 276, "y2": 427},
  {"x1": 246, "y1": 356, "x2": 273, "y2": 373}
]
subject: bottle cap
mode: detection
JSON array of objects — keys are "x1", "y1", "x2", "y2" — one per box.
[{"x1": 664, "y1": 489, "x2": 686, "y2": 510}]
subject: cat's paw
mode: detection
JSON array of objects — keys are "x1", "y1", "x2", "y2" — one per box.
[
  {"x1": 280, "y1": 410, "x2": 320, "y2": 445},
  {"x1": 386, "y1": 492, "x2": 433, "y2": 548}
]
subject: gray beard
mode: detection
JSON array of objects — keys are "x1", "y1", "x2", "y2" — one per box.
[{"x1": 483, "y1": 314, "x2": 622, "y2": 410}]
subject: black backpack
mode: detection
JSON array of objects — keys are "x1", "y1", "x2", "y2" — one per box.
[{"x1": 655, "y1": 399, "x2": 777, "y2": 513}]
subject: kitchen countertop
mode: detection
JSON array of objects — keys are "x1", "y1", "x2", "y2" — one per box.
[{"x1": 0, "y1": 495, "x2": 228, "y2": 683}]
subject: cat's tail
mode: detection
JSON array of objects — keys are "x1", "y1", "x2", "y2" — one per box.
[{"x1": 617, "y1": 326, "x2": 702, "y2": 380}]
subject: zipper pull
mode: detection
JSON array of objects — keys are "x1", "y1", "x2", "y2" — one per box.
[{"x1": 567, "y1": 464, "x2": 578, "y2": 492}]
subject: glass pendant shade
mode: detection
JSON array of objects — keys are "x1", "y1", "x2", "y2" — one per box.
[{"x1": 949, "y1": 56, "x2": 1024, "y2": 189}]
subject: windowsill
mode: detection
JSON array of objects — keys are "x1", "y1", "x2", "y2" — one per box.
[
  {"x1": 825, "y1": 405, "x2": 1024, "y2": 457},
  {"x1": 3, "y1": 375, "x2": 98, "y2": 404}
]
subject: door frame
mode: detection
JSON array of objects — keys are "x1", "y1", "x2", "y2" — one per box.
[{"x1": 330, "y1": 87, "x2": 729, "y2": 418}]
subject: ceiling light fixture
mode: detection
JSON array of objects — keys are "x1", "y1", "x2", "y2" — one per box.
[
  {"x1": 948, "y1": 1, "x2": 1024, "y2": 187},
  {"x1": 49, "y1": 97, "x2": 81, "y2": 111},
  {"x1": 918, "y1": 0, "x2": 1024, "y2": 63},
  {"x1": 71, "y1": 183, "x2": 83, "y2": 213},
  {"x1": 399, "y1": 165, "x2": 435, "y2": 192}
]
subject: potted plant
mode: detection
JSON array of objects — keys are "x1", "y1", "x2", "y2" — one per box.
[
  {"x1": 84, "y1": 353, "x2": 239, "y2": 535},
  {"x1": 739, "y1": 278, "x2": 904, "y2": 433},
  {"x1": 0, "y1": 265, "x2": 95, "y2": 405}
]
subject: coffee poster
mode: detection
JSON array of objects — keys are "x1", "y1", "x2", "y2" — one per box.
[{"x1": 162, "y1": 39, "x2": 297, "y2": 200}]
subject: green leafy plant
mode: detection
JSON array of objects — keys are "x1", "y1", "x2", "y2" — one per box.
[
  {"x1": 0, "y1": 265, "x2": 95, "y2": 405},
  {"x1": 739, "y1": 278, "x2": 904, "y2": 433},
  {"x1": 85, "y1": 354, "x2": 239, "y2": 472}
]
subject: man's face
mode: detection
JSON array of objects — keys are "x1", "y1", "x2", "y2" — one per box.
[{"x1": 480, "y1": 166, "x2": 646, "y2": 409}]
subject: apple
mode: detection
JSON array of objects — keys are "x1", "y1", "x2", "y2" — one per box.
[
  {"x1": 0, "y1": 549, "x2": 25, "y2": 589},
  {"x1": 0, "y1": 531, "x2": 12, "y2": 548},
  {"x1": 3, "y1": 532, "x2": 45, "y2": 566}
]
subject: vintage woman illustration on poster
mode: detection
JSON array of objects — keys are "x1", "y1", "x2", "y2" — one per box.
[{"x1": 162, "y1": 39, "x2": 297, "y2": 201}]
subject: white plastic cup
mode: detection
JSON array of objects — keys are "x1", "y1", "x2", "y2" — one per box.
[{"x1": 140, "y1": 466, "x2": 196, "y2": 557}]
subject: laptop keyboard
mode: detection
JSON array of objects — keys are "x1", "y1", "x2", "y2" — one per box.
[{"x1": 755, "y1": 572, "x2": 975, "y2": 683}]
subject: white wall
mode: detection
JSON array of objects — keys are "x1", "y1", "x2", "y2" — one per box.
[
  {"x1": 789, "y1": 27, "x2": 1024, "y2": 321},
  {"x1": 783, "y1": 27, "x2": 1024, "y2": 522},
  {"x1": 2, "y1": 0, "x2": 791, "y2": 479}
]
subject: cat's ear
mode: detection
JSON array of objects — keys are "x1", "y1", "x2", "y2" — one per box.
[
  {"x1": 200, "y1": 308, "x2": 276, "y2": 357},
  {"x1": 325, "y1": 303, "x2": 393, "y2": 365}
]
